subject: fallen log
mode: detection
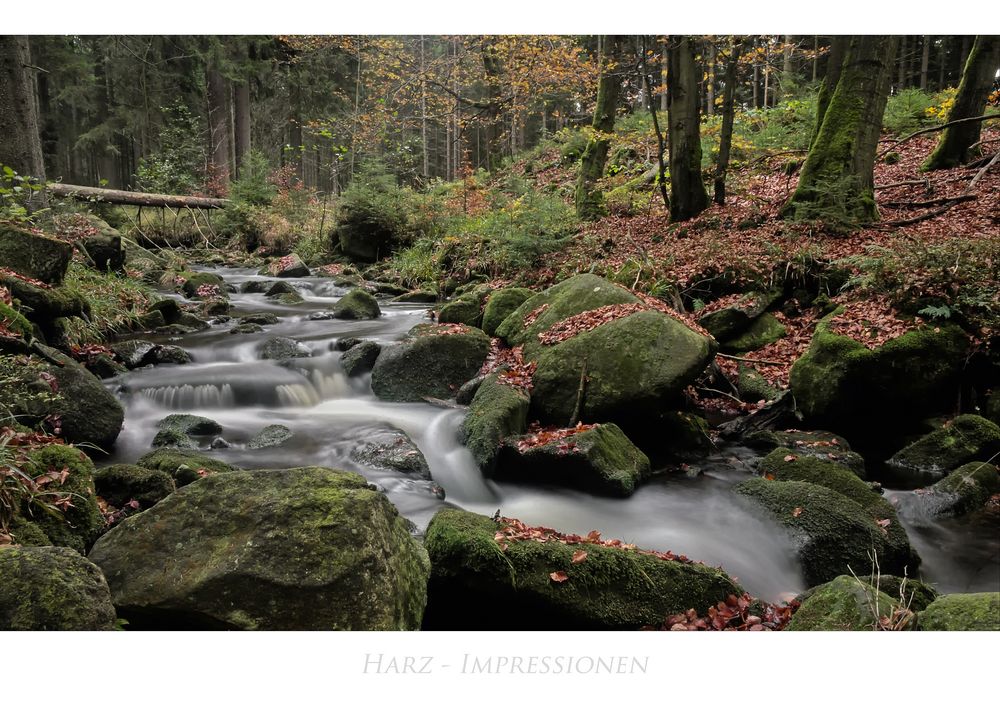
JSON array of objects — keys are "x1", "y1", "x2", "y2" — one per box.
[{"x1": 47, "y1": 183, "x2": 229, "y2": 209}]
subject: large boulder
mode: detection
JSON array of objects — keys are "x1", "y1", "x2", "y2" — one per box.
[
  {"x1": 789, "y1": 314, "x2": 969, "y2": 436},
  {"x1": 0, "y1": 223, "x2": 73, "y2": 284},
  {"x1": 481, "y1": 286, "x2": 534, "y2": 336},
  {"x1": 0, "y1": 547, "x2": 117, "y2": 630},
  {"x1": 461, "y1": 373, "x2": 530, "y2": 474},
  {"x1": 495, "y1": 423, "x2": 650, "y2": 497},
  {"x1": 887, "y1": 414, "x2": 1000, "y2": 474},
  {"x1": 423, "y1": 509, "x2": 741, "y2": 630},
  {"x1": 332, "y1": 289, "x2": 381, "y2": 320},
  {"x1": 787, "y1": 575, "x2": 902, "y2": 631},
  {"x1": 735, "y1": 478, "x2": 918, "y2": 587},
  {"x1": 438, "y1": 285, "x2": 491, "y2": 327},
  {"x1": 88, "y1": 467, "x2": 430, "y2": 630},
  {"x1": 918, "y1": 462, "x2": 1000, "y2": 517},
  {"x1": 917, "y1": 592, "x2": 1000, "y2": 631},
  {"x1": 371, "y1": 324, "x2": 491, "y2": 402},
  {"x1": 745, "y1": 429, "x2": 865, "y2": 477},
  {"x1": 529, "y1": 310, "x2": 715, "y2": 429}
]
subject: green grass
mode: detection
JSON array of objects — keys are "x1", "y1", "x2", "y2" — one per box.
[{"x1": 61, "y1": 263, "x2": 159, "y2": 344}]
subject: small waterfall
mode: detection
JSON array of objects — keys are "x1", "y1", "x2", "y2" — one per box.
[
  {"x1": 308, "y1": 368, "x2": 352, "y2": 399},
  {"x1": 276, "y1": 383, "x2": 321, "y2": 407},
  {"x1": 139, "y1": 383, "x2": 236, "y2": 409}
]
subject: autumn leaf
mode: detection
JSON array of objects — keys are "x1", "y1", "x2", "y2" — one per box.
[
  {"x1": 572, "y1": 549, "x2": 588, "y2": 564},
  {"x1": 550, "y1": 571, "x2": 569, "y2": 583},
  {"x1": 792, "y1": 507, "x2": 803, "y2": 518},
  {"x1": 783, "y1": 454, "x2": 798, "y2": 462}
]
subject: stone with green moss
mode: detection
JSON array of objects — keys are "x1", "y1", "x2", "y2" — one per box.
[
  {"x1": 248, "y1": 424, "x2": 293, "y2": 449},
  {"x1": 789, "y1": 311, "x2": 969, "y2": 435},
  {"x1": 0, "y1": 273, "x2": 90, "y2": 320},
  {"x1": 0, "y1": 299, "x2": 32, "y2": 338},
  {"x1": 371, "y1": 323, "x2": 491, "y2": 403},
  {"x1": 656, "y1": 411, "x2": 715, "y2": 460},
  {"x1": 273, "y1": 291, "x2": 304, "y2": 305},
  {"x1": 735, "y1": 478, "x2": 918, "y2": 587},
  {"x1": 737, "y1": 364, "x2": 782, "y2": 403},
  {"x1": 698, "y1": 289, "x2": 783, "y2": 342},
  {"x1": 920, "y1": 462, "x2": 1000, "y2": 516},
  {"x1": 874, "y1": 575, "x2": 938, "y2": 612},
  {"x1": 340, "y1": 340, "x2": 382, "y2": 377},
  {"x1": 136, "y1": 448, "x2": 235, "y2": 486},
  {"x1": 332, "y1": 288, "x2": 381, "y2": 320},
  {"x1": 422, "y1": 508, "x2": 741, "y2": 630},
  {"x1": 94, "y1": 463, "x2": 176, "y2": 509},
  {"x1": 480, "y1": 287, "x2": 534, "y2": 336},
  {"x1": 746, "y1": 430, "x2": 865, "y2": 477},
  {"x1": 350, "y1": 429, "x2": 431, "y2": 479},
  {"x1": 787, "y1": 575, "x2": 900, "y2": 631},
  {"x1": 0, "y1": 546, "x2": 117, "y2": 630},
  {"x1": 88, "y1": 467, "x2": 430, "y2": 630},
  {"x1": 529, "y1": 310, "x2": 715, "y2": 429},
  {"x1": 156, "y1": 413, "x2": 223, "y2": 437},
  {"x1": 496, "y1": 423, "x2": 650, "y2": 497},
  {"x1": 887, "y1": 415, "x2": 1000, "y2": 474},
  {"x1": 461, "y1": 373, "x2": 530, "y2": 475},
  {"x1": 917, "y1": 592, "x2": 1000, "y2": 631},
  {"x1": 721, "y1": 313, "x2": 787, "y2": 353},
  {"x1": 438, "y1": 292, "x2": 486, "y2": 327},
  {"x1": 0, "y1": 223, "x2": 73, "y2": 284},
  {"x1": 180, "y1": 271, "x2": 227, "y2": 299},
  {"x1": 151, "y1": 427, "x2": 197, "y2": 449}
]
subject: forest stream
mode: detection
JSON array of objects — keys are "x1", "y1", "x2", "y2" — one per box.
[{"x1": 99, "y1": 266, "x2": 1000, "y2": 603}]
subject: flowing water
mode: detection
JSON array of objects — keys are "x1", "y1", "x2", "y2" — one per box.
[{"x1": 100, "y1": 266, "x2": 998, "y2": 602}]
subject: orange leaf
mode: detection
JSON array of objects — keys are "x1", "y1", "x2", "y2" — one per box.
[
  {"x1": 783, "y1": 454, "x2": 797, "y2": 462},
  {"x1": 792, "y1": 507, "x2": 803, "y2": 517},
  {"x1": 572, "y1": 549, "x2": 588, "y2": 564},
  {"x1": 550, "y1": 571, "x2": 569, "y2": 583}
]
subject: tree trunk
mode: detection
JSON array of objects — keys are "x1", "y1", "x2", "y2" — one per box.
[
  {"x1": 574, "y1": 35, "x2": 622, "y2": 220},
  {"x1": 0, "y1": 36, "x2": 47, "y2": 209},
  {"x1": 481, "y1": 38, "x2": 504, "y2": 172},
  {"x1": 714, "y1": 38, "x2": 744, "y2": 205},
  {"x1": 705, "y1": 41, "x2": 716, "y2": 116},
  {"x1": 811, "y1": 36, "x2": 849, "y2": 148},
  {"x1": 920, "y1": 36, "x2": 931, "y2": 91},
  {"x1": 812, "y1": 36, "x2": 819, "y2": 82},
  {"x1": 667, "y1": 35, "x2": 709, "y2": 222},
  {"x1": 660, "y1": 36, "x2": 669, "y2": 112},
  {"x1": 420, "y1": 35, "x2": 429, "y2": 181},
  {"x1": 898, "y1": 35, "x2": 908, "y2": 89},
  {"x1": 639, "y1": 37, "x2": 668, "y2": 210},
  {"x1": 780, "y1": 35, "x2": 794, "y2": 99},
  {"x1": 233, "y1": 80, "x2": 251, "y2": 178},
  {"x1": 785, "y1": 35, "x2": 899, "y2": 225},
  {"x1": 206, "y1": 61, "x2": 232, "y2": 185},
  {"x1": 923, "y1": 35, "x2": 1000, "y2": 170}
]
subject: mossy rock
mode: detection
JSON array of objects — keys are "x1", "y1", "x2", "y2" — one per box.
[
  {"x1": 13, "y1": 444, "x2": 105, "y2": 554},
  {"x1": 438, "y1": 286, "x2": 491, "y2": 327},
  {"x1": 495, "y1": 274, "x2": 638, "y2": 354},
  {"x1": 0, "y1": 299, "x2": 32, "y2": 338},
  {"x1": 735, "y1": 478, "x2": 918, "y2": 587},
  {"x1": 887, "y1": 414, "x2": 1000, "y2": 474},
  {"x1": 240, "y1": 280, "x2": 270, "y2": 293},
  {"x1": 0, "y1": 547, "x2": 117, "y2": 630},
  {"x1": 721, "y1": 313, "x2": 786, "y2": 354},
  {"x1": 460, "y1": 373, "x2": 530, "y2": 475},
  {"x1": 273, "y1": 292, "x2": 305, "y2": 305},
  {"x1": 262, "y1": 253, "x2": 310, "y2": 278},
  {"x1": 371, "y1": 324, "x2": 491, "y2": 403},
  {"x1": 422, "y1": 509, "x2": 741, "y2": 630},
  {"x1": 180, "y1": 271, "x2": 227, "y2": 299},
  {"x1": 787, "y1": 575, "x2": 900, "y2": 631},
  {"x1": 746, "y1": 430, "x2": 864, "y2": 477},
  {"x1": 136, "y1": 448, "x2": 235, "y2": 486},
  {"x1": 151, "y1": 427, "x2": 197, "y2": 449},
  {"x1": 0, "y1": 273, "x2": 90, "y2": 321},
  {"x1": 88, "y1": 467, "x2": 430, "y2": 630},
  {"x1": 789, "y1": 314, "x2": 969, "y2": 436},
  {"x1": 530, "y1": 310, "x2": 716, "y2": 430},
  {"x1": 258, "y1": 336, "x2": 312, "y2": 361},
  {"x1": 393, "y1": 290, "x2": 438, "y2": 303},
  {"x1": 919, "y1": 462, "x2": 1000, "y2": 517},
  {"x1": 37, "y1": 345, "x2": 124, "y2": 450},
  {"x1": 156, "y1": 413, "x2": 223, "y2": 437},
  {"x1": 349, "y1": 429, "x2": 431, "y2": 480},
  {"x1": 263, "y1": 280, "x2": 297, "y2": 297},
  {"x1": 0, "y1": 223, "x2": 73, "y2": 284},
  {"x1": 137, "y1": 309, "x2": 166, "y2": 330},
  {"x1": 737, "y1": 364, "x2": 783, "y2": 403},
  {"x1": 917, "y1": 592, "x2": 1000, "y2": 631},
  {"x1": 481, "y1": 287, "x2": 534, "y2": 337},
  {"x1": 239, "y1": 313, "x2": 280, "y2": 325},
  {"x1": 654, "y1": 410, "x2": 714, "y2": 460},
  {"x1": 94, "y1": 463, "x2": 176, "y2": 510},
  {"x1": 874, "y1": 575, "x2": 938, "y2": 612},
  {"x1": 698, "y1": 289, "x2": 783, "y2": 342},
  {"x1": 247, "y1": 424, "x2": 293, "y2": 450},
  {"x1": 332, "y1": 289, "x2": 381, "y2": 320},
  {"x1": 339, "y1": 340, "x2": 381, "y2": 377},
  {"x1": 496, "y1": 423, "x2": 650, "y2": 497}
]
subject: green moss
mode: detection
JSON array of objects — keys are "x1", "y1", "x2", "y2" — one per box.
[
  {"x1": 746, "y1": 430, "x2": 865, "y2": 477},
  {"x1": 917, "y1": 592, "x2": 1000, "y2": 631},
  {"x1": 20, "y1": 444, "x2": 104, "y2": 553},
  {"x1": 438, "y1": 285, "x2": 491, "y2": 327},
  {"x1": 721, "y1": 313, "x2": 786, "y2": 353},
  {"x1": 136, "y1": 448, "x2": 235, "y2": 486},
  {"x1": 332, "y1": 289, "x2": 381, "y2": 320},
  {"x1": 180, "y1": 271, "x2": 227, "y2": 299},
  {"x1": 787, "y1": 575, "x2": 899, "y2": 631},
  {"x1": 481, "y1": 287, "x2": 534, "y2": 337},
  {"x1": 0, "y1": 222, "x2": 73, "y2": 284},
  {"x1": 340, "y1": 341, "x2": 382, "y2": 377},
  {"x1": 461, "y1": 373, "x2": 530, "y2": 475},
  {"x1": 735, "y1": 478, "x2": 918, "y2": 587},
  {"x1": 423, "y1": 508, "x2": 740, "y2": 630},
  {"x1": 0, "y1": 300, "x2": 32, "y2": 338},
  {"x1": 887, "y1": 415, "x2": 1000, "y2": 474},
  {"x1": 94, "y1": 463, "x2": 176, "y2": 509},
  {"x1": 656, "y1": 411, "x2": 714, "y2": 459},
  {"x1": 737, "y1": 365, "x2": 782, "y2": 403},
  {"x1": 922, "y1": 461, "x2": 1000, "y2": 516},
  {"x1": 874, "y1": 575, "x2": 938, "y2": 612},
  {"x1": 496, "y1": 423, "x2": 650, "y2": 497}
]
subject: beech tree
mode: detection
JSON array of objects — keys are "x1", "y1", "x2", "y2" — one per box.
[
  {"x1": 575, "y1": 36, "x2": 623, "y2": 220},
  {"x1": 785, "y1": 35, "x2": 898, "y2": 225},
  {"x1": 922, "y1": 35, "x2": 1000, "y2": 171},
  {"x1": 667, "y1": 35, "x2": 708, "y2": 222},
  {"x1": 0, "y1": 35, "x2": 48, "y2": 205}
]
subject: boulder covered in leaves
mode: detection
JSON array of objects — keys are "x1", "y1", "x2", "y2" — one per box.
[
  {"x1": 460, "y1": 372, "x2": 530, "y2": 475},
  {"x1": 916, "y1": 592, "x2": 1000, "y2": 631},
  {"x1": 262, "y1": 253, "x2": 310, "y2": 278},
  {"x1": 0, "y1": 222, "x2": 73, "y2": 284},
  {"x1": 886, "y1": 414, "x2": 1000, "y2": 474},
  {"x1": 787, "y1": 575, "x2": 901, "y2": 631},
  {"x1": 422, "y1": 509, "x2": 741, "y2": 630},
  {"x1": 735, "y1": 477, "x2": 918, "y2": 587},
  {"x1": 180, "y1": 271, "x2": 227, "y2": 299},
  {"x1": 371, "y1": 323, "x2": 491, "y2": 402},
  {"x1": 88, "y1": 467, "x2": 430, "y2": 630},
  {"x1": 789, "y1": 315, "x2": 969, "y2": 437},
  {"x1": 0, "y1": 546, "x2": 117, "y2": 631},
  {"x1": 495, "y1": 423, "x2": 650, "y2": 497}
]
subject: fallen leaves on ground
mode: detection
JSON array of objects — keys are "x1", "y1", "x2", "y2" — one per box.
[
  {"x1": 515, "y1": 422, "x2": 596, "y2": 452},
  {"x1": 653, "y1": 593, "x2": 800, "y2": 631}
]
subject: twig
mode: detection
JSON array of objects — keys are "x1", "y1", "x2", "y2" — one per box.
[
  {"x1": 716, "y1": 352, "x2": 790, "y2": 366},
  {"x1": 966, "y1": 149, "x2": 1000, "y2": 192},
  {"x1": 874, "y1": 173, "x2": 973, "y2": 190},
  {"x1": 877, "y1": 114, "x2": 1000, "y2": 159},
  {"x1": 880, "y1": 194, "x2": 977, "y2": 209},
  {"x1": 568, "y1": 358, "x2": 588, "y2": 427}
]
